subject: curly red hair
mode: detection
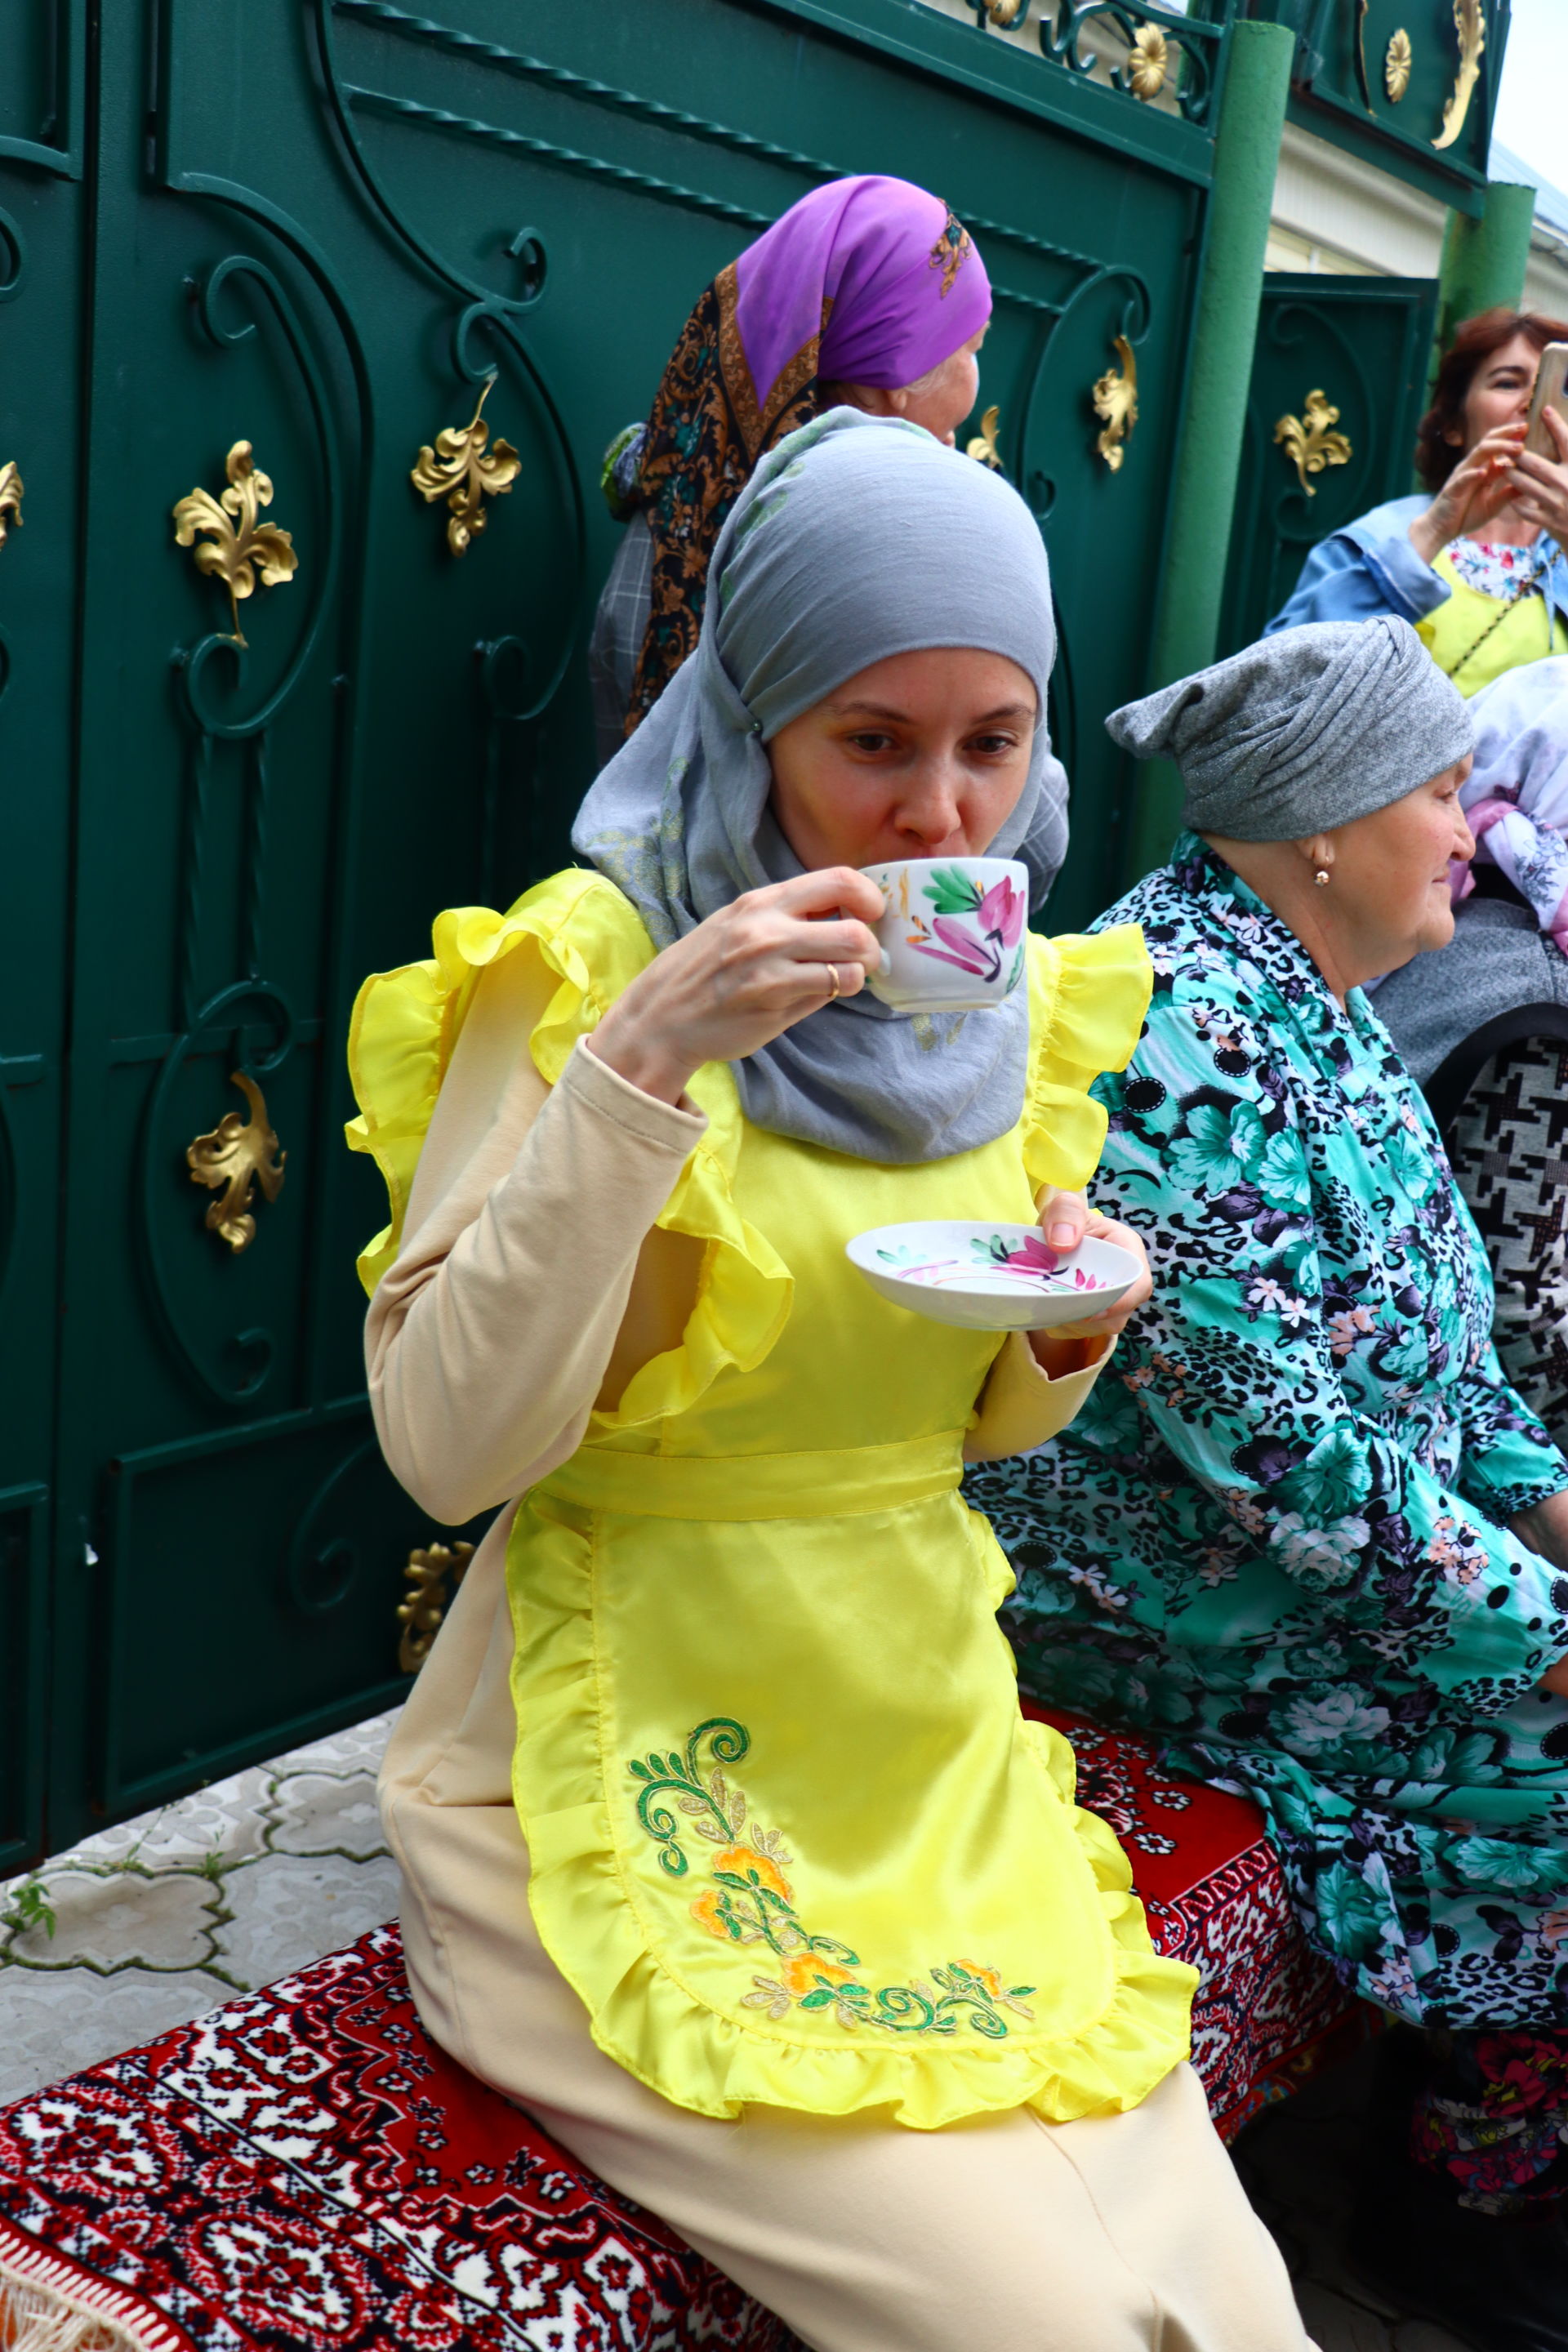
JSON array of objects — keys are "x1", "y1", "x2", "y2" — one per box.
[{"x1": 1415, "y1": 309, "x2": 1568, "y2": 491}]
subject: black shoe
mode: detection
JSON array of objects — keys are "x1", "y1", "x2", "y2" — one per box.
[{"x1": 1346, "y1": 2159, "x2": 1568, "y2": 2352}]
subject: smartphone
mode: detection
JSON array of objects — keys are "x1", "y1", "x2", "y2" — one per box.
[{"x1": 1525, "y1": 344, "x2": 1568, "y2": 459}]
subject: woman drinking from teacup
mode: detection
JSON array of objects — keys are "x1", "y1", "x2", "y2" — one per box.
[{"x1": 346, "y1": 411, "x2": 1310, "y2": 2350}]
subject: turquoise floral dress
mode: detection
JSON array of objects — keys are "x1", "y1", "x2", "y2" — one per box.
[{"x1": 969, "y1": 835, "x2": 1568, "y2": 2031}]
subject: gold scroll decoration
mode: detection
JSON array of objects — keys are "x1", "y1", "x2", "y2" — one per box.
[
  {"x1": 1432, "y1": 0, "x2": 1483, "y2": 150},
  {"x1": 1385, "y1": 28, "x2": 1413, "y2": 100},
  {"x1": 0, "y1": 462, "x2": 23, "y2": 550},
  {"x1": 965, "y1": 405, "x2": 1004, "y2": 470},
  {"x1": 1274, "y1": 390, "x2": 1353, "y2": 497},
  {"x1": 1092, "y1": 336, "x2": 1138, "y2": 471},
  {"x1": 397, "y1": 1541, "x2": 475, "y2": 1674},
  {"x1": 410, "y1": 376, "x2": 521, "y2": 556},
  {"x1": 172, "y1": 442, "x2": 298, "y2": 646},
  {"x1": 186, "y1": 1071, "x2": 286, "y2": 1252},
  {"x1": 1126, "y1": 24, "x2": 1169, "y2": 101}
]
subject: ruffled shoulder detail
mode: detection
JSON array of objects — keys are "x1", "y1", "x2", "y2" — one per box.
[
  {"x1": 345, "y1": 870, "x2": 792, "y2": 1404},
  {"x1": 1022, "y1": 924, "x2": 1152, "y2": 1195},
  {"x1": 344, "y1": 869, "x2": 651, "y2": 1294}
]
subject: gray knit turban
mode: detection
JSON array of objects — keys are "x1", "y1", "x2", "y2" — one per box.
[{"x1": 1106, "y1": 617, "x2": 1474, "y2": 842}]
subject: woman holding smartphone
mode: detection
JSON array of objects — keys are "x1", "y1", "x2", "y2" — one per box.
[{"x1": 1268, "y1": 309, "x2": 1568, "y2": 696}]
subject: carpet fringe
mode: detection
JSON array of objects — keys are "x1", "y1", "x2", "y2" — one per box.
[{"x1": 0, "y1": 2256, "x2": 176, "y2": 2352}]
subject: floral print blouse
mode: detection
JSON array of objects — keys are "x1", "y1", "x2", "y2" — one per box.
[{"x1": 970, "y1": 836, "x2": 1568, "y2": 2028}]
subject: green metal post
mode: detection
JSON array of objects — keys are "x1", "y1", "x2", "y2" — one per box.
[
  {"x1": 1428, "y1": 178, "x2": 1538, "y2": 403},
  {"x1": 1125, "y1": 17, "x2": 1296, "y2": 881}
]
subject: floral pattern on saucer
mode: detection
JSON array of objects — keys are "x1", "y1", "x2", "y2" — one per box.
[{"x1": 874, "y1": 1232, "x2": 1107, "y2": 1294}]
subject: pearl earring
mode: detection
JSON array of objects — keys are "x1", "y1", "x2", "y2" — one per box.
[{"x1": 1314, "y1": 868, "x2": 1330, "y2": 888}]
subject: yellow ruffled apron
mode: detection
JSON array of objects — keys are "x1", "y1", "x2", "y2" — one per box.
[{"x1": 349, "y1": 870, "x2": 1195, "y2": 2130}]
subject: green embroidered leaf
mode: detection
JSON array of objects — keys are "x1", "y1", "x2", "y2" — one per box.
[
  {"x1": 798, "y1": 1989, "x2": 835, "y2": 2009},
  {"x1": 1007, "y1": 1984, "x2": 1036, "y2": 1998},
  {"x1": 628, "y1": 1760, "x2": 651, "y2": 1780},
  {"x1": 920, "y1": 865, "x2": 983, "y2": 916}
]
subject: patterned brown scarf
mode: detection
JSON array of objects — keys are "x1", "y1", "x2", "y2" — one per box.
[{"x1": 626, "y1": 265, "x2": 822, "y2": 737}]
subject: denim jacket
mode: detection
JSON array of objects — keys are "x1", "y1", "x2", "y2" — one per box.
[{"x1": 1265, "y1": 492, "x2": 1568, "y2": 639}]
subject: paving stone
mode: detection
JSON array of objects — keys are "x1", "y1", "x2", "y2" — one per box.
[
  {"x1": 278, "y1": 1708, "x2": 401, "y2": 1777},
  {"x1": 0, "y1": 1967, "x2": 227, "y2": 2109},
  {"x1": 217, "y1": 1849, "x2": 401, "y2": 1992},
  {"x1": 264, "y1": 1770, "x2": 386, "y2": 1862},
  {"x1": 60, "y1": 1768, "x2": 274, "y2": 1871},
  {"x1": 7, "y1": 1869, "x2": 219, "y2": 1971}
]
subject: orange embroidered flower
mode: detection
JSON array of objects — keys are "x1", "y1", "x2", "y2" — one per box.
[
  {"x1": 779, "y1": 1950, "x2": 855, "y2": 1997},
  {"x1": 714, "y1": 1846, "x2": 791, "y2": 1901},
  {"x1": 690, "y1": 1888, "x2": 729, "y2": 1936},
  {"x1": 956, "y1": 1960, "x2": 1003, "y2": 1998}
]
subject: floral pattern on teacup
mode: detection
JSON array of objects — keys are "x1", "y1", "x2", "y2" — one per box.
[{"x1": 900, "y1": 866, "x2": 1027, "y2": 991}]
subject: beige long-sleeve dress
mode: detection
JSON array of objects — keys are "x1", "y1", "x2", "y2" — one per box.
[{"x1": 353, "y1": 876, "x2": 1314, "y2": 2352}]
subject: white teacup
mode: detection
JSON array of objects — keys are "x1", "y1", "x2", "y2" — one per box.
[{"x1": 860, "y1": 857, "x2": 1030, "y2": 1014}]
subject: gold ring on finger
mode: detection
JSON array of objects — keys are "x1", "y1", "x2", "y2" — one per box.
[{"x1": 824, "y1": 963, "x2": 841, "y2": 1001}]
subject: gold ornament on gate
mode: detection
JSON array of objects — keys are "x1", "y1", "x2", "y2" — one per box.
[
  {"x1": 410, "y1": 376, "x2": 521, "y2": 556},
  {"x1": 1432, "y1": 0, "x2": 1483, "y2": 150},
  {"x1": 1125, "y1": 24, "x2": 1169, "y2": 101},
  {"x1": 1385, "y1": 28, "x2": 1413, "y2": 101},
  {"x1": 966, "y1": 405, "x2": 1004, "y2": 470},
  {"x1": 186, "y1": 1071, "x2": 286, "y2": 1252},
  {"x1": 1092, "y1": 336, "x2": 1138, "y2": 471},
  {"x1": 398, "y1": 1541, "x2": 474, "y2": 1674},
  {"x1": 172, "y1": 442, "x2": 298, "y2": 646},
  {"x1": 0, "y1": 462, "x2": 23, "y2": 550},
  {"x1": 1274, "y1": 390, "x2": 1353, "y2": 497}
]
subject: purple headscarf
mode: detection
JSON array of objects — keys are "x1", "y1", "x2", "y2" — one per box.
[
  {"x1": 734, "y1": 176, "x2": 991, "y2": 409},
  {"x1": 619, "y1": 176, "x2": 991, "y2": 733}
]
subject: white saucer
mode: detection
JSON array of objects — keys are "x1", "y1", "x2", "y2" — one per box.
[{"x1": 845, "y1": 1221, "x2": 1139, "y2": 1332}]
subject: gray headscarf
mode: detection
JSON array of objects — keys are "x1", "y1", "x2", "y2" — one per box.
[
  {"x1": 572, "y1": 407, "x2": 1068, "y2": 1163},
  {"x1": 1106, "y1": 617, "x2": 1473, "y2": 840}
]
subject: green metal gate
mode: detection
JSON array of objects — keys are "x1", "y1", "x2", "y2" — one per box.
[
  {"x1": 1218, "y1": 271, "x2": 1440, "y2": 657},
  {"x1": 2, "y1": 0, "x2": 1234, "y2": 1867}
]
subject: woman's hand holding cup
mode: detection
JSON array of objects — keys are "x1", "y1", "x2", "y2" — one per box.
[{"x1": 589, "y1": 868, "x2": 884, "y2": 1107}]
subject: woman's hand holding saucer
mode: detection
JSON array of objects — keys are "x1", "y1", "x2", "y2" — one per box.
[
  {"x1": 589, "y1": 868, "x2": 884, "y2": 1107},
  {"x1": 1027, "y1": 1190, "x2": 1152, "y2": 1375}
]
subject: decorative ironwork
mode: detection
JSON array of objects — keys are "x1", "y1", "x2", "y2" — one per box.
[
  {"x1": 410, "y1": 375, "x2": 521, "y2": 555},
  {"x1": 0, "y1": 462, "x2": 21, "y2": 550},
  {"x1": 1385, "y1": 28, "x2": 1413, "y2": 100},
  {"x1": 1432, "y1": 0, "x2": 1484, "y2": 150},
  {"x1": 331, "y1": 0, "x2": 1103, "y2": 290},
  {"x1": 966, "y1": 405, "x2": 1004, "y2": 470},
  {"x1": 1274, "y1": 389, "x2": 1353, "y2": 497},
  {"x1": 1351, "y1": 0, "x2": 1376, "y2": 110},
  {"x1": 398, "y1": 1540, "x2": 474, "y2": 1673},
  {"x1": 1092, "y1": 336, "x2": 1138, "y2": 471},
  {"x1": 186, "y1": 1071, "x2": 286, "y2": 1252},
  {"x1": 172, "y1": 441, "x2": 298, "y2": 646},
  {"x1": 1039, "y1": 2, "x2": 1225, "y2": 127}
]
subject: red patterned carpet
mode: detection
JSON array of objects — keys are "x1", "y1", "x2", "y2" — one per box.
[{"x1": 0, "y1": 1714, "x2": 1370, "y2": 2352}]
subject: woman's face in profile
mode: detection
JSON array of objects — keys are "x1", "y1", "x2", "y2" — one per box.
[
  {"x1": 1334, "y1": 758, "x2": 1477, "y2": 964},
  {"x1": 764, "y1": 646, "x2": 1036, "y2": 872}
]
